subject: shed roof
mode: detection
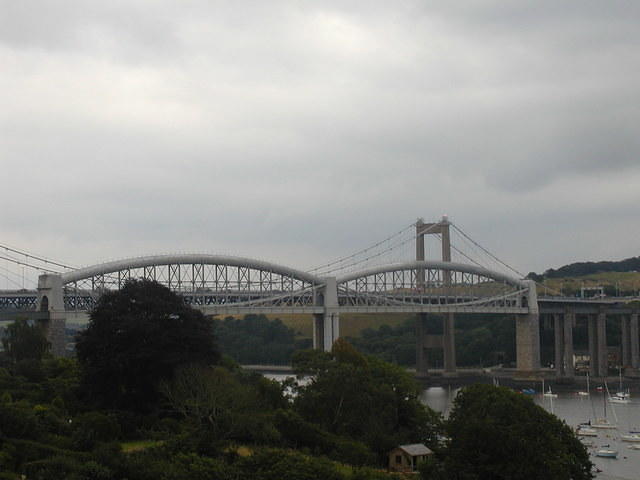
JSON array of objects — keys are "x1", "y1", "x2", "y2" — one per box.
[{"x1": 397, "y1": 444, "x2": 433, "y2": 456}]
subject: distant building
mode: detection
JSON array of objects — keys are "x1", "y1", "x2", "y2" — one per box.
[{"x1": 388, "y1": 443, "x2": 433, "y2": 473}]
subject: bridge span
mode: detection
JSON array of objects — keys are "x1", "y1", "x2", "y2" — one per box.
[{"x1": 1, "y1": 217, "x2": 638, "y2": 380}]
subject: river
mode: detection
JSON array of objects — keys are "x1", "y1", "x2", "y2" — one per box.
[
  {"x1": 421, "y1": 386, "x2": 640, "y2": 480},
  {"x1": 267, "y1": 373, "x2": 640, "y2": 479}
]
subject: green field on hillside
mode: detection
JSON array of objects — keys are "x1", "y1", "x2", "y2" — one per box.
[{"x1": 538, "y1": 271, "x2": 640, "y2": 296}]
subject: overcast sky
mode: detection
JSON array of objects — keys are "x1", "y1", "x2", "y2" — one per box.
[{"x1": 1, "y1": 0, "x2": 639, "y2": 283}]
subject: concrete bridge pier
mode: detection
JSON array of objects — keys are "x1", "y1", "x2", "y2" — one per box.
[
  {"x1": 515, "y1": 280, "x2": 540, "y2": 378},
  {"x1": 443, "y1": 313, "x2": 456, "y2": 377},
  {"x1": 626, "y1": 312, "x2": 640, "y2": 377},
  {"x1": 588, "y1": 314, "x2": 599, "y2": 377},
  {"x1": 553, "y1": 310, "x2": 575, "y2": 379},
  {"x1": 597, "y1": 310, "x2": 608, "y2": 377},
  {"x1": 415, "y1": 312, "x2": 457, "y2": 379},
  {"x1": 515, "y1": 313, "x2": 541, "y2": 377},
  {"x1": 621, "y1": 315, "x2": 631, "y2": 370},
  {"x1": 415, "y1": 313, "x2": 429, "y2": 379},
  {"x1": 37, "y1": 274, "x2": 66, "y2": 357},
  {"x1": 563, "y1": 310, "x2": 575, "y2": 378},
  {"x1": 554, "y1": 314, "x2": 562, "y2": 376},
  {"x1": 312, "y1": 277, "x2": 339, "y2": 352},
  {"x1": 587, "y1": 310, "x2": 609, "y2": 377}
]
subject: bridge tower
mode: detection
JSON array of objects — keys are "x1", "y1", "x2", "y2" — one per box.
[
  {"x1": 415, "y1": 216, "x2": 456, "y2": 378},
  {"x1": 37, "y1": 274, "x2": 66, "y2": 357}
]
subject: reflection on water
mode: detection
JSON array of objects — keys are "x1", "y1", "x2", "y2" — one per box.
[
  {"x1": 420, "y1": 386, "x2": 640, "y2": 480},
  {"x1": 419, "y1": 386, "x2": 458, "y2": 418}
]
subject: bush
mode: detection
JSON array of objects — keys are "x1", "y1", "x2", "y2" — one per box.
[
  {"x1": 23, "y1": 455, "x2": 84, "y2": 480},
  {"x1": 120, "y1": 449, "x2": 240, "y2": 480},
  {"x1": 0, "y1": 403, "x2": 40, "y2": 439},
  {"x1": 274, "y1": 409, "x2": 375, "y2": 466},
  {"x1": 238, "y1": 448, "x2": 344, "y2": 480},
  {"x1": 72, "y1": 412, "x2": 121, "y2": 450}
]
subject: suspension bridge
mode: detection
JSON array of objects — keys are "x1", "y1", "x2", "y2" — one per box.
[{"x1": 1, "y1": 216, "x2": 638, "y2": 380}]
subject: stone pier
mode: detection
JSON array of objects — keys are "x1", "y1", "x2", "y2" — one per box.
[
  {"x1": 563, "y1": 309, "x2": 575, "y2": 378},
  {"x1": 36, "y1": 274, "x2": 66, "y2": 357},
  {"x1": 312, "y1": 277, "x2": 340, "y2": 352},
  {"x1": 628, "y1": 312, "x2": 640, "y2": 377},
  {"x1": 597, "y1": 310, "x2": 608, "y2": 377},
  {"x1": 416, "y1": 313, "x2": 429, "y2": 379},
  {"x1": 443, "y1": 313, "x2": 456, "y2": 377},
  {"x1": 515, "y1": 280, "x2": 541, "y2": 378},
  {"x1": 553, "y1": 310, "x2": 574, "y2": 379}
]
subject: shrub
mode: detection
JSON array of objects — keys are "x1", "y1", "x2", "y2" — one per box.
[
  {"x1": 72, "y1": 412, "x2": 121, "y2": 450},
  {"x1": 238, "y1": 448, "x2": 344, "y2": 480}
]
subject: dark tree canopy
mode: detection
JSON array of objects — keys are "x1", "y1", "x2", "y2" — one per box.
[
  {"x1": 433, "y1": 384, "x2": 593, "y2": 480},
  {"x1": 292, "y1": 339, "x2": 441, "y2": 461},
  {"x1": 75, "y1": 279, "x2": 219, "y2": 411},
  {"x1": 528, "y1": 256, "x2": 640, "y2": 280},
  {"x1": 213, "y1": 314, "x2": 311, "y2": 365},
  {"x1": 2, "y1": 318, "x2": 50, "y2": 363}
]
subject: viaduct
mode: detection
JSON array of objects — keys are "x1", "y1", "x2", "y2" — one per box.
[{"x1": 1, "y1": 217, "x2": 638, "y2": 379}]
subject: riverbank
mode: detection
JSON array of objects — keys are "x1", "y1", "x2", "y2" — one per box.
[{"x1": 243, "y1": 364, "x2": 640, "y2": 392}]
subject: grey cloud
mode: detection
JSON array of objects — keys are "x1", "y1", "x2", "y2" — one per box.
[{"x1": 1, "y1": 1, "x2": 639, "y2": 279}]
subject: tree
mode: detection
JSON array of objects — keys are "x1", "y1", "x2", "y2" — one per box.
[
  {"x1": 1, "y1": 318, "x2": 50, "y2": 363},
  {"x1": 75, "y1": 279, "x2": 219, "y2": 411},
  {"x1": 433, "y1": 384, "x2": 592, "y2": 480},
  {"x1": 292, "y1": 339, "x2": 441, "y2": 461},
  {"x1": 160, "y1": 364, "x2": 279, "y2": 444}
]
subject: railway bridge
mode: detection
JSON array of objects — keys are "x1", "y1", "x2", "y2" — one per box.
[{"x1": 1, "y1": 217, "x2": 637, "y2": 379}]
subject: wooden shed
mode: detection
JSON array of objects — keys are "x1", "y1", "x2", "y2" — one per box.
[{"x1": 388, "y1": 443, "x2": 433, "y2": 473}]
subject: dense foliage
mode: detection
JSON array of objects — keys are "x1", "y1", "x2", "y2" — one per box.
[
  {"x1": 292, "y1": 339, "x2": 441, "y2": 462},
  {"x1": 422, "y1": 384, "x2": 593, "y2": 480},
  {"x1": 0, "y1": 281, "x2": 592, "y2": 479},
  {"x1": 0, "y1": 349, "x2": 415, "y2": 479},
  {"x1": 528, "y1": 256, "x2": 640, "y2": 281},
  {"x1": 1, "y1": 318, "x2": 50, "y2": 363},
  {"x1": 0, "y1": 283, "x2": 421, "y2": 479},
  {"x1": 75, "y1": 279, "x2": 220, "y2": 411},
  {"x1": 348, "y1": 315, "x2": 516, "y2": 368},
  {"x1": 213, "y1": 314, "x2": 311, "y2": 365}
]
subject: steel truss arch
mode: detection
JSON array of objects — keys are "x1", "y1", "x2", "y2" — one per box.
[
  {"x1": 336, "y1": 260, "x2": 530, "y2": 311},
  {"x1": 59, "y1": 254, "x2": 324, "y2": 312}
]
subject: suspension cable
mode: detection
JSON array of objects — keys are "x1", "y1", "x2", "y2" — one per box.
[
  {"x1": 316, "y1": 222, "x2": 444, "y2": 276},
  {"x1": 0, "y1": 266, "x2": 27, "y2": 289},
  {"x1": 0, "y1": 243, "x2": 76, "y2": 270},
  {"x1": 450, "y1": 223, "x2": 526, "y2": 278},
  {"x1": 431, "y1": 232, "x2": 487, "y2": 269},
  {"x1": 308, "y1": 221, "x2": 416, "y2": 273},
  {"x1": 0, "y1": 254, "x2": 61, "y2": 274}
]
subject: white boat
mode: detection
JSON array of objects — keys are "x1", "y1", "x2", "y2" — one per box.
[
  {"x1": 591, "y1": 418, "x2": 617, "y2": 429},
  {"x1": 591, "y1": 382, "x2": 619, "y2": 428},
  {"x1": 577, "y1": 372, "x2": 590, "y2": 397},
  {"x1": 615, "y1": 367, "x2": 631, "y2": 399},
  {"x1": 628, "y1": 444, "x2": 640, "y2": 450},
  {"x1": 542, "y1": 379, "x2": 558, "y2": 398},
  {"x1": 621, "y1": 434, "x2": 640, "y2": 443},
  {"x1": 609, "y1": 395, "x2": 630, "y2": 405},
  {"x1": 595, "y1": 448, "x2": 618, "y2": 458},
  {"x1": 577, "y1": 427, "x2": 598, "y2": 437}
]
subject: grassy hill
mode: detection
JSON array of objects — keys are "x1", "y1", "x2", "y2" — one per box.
[{"x1": 536, "y1": 271, "x2": 640, "y2": 297}]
